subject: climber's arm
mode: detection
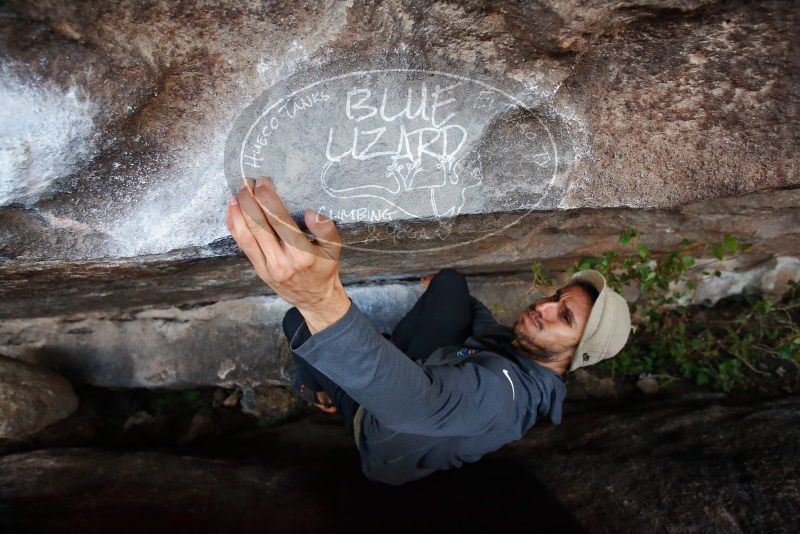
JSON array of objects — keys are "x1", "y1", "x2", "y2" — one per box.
[
  {"x1": 225, "y1": 177, "x2": 512, "y2": 436},
  {"x1": 286, "y1": 299, "x2": 514, "y2": 436}
]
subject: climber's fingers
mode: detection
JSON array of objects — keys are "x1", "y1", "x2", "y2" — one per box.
[
  {"x1": 237, "y1": 181, "x2": 289, "y2": 271},
  {"x1": 250, "y1": 176, "x2": 314, "y2": 255},
  {"x1": 228, "y1": 177, "x2": 345, "y2": 300},
  {"x1": 225, "y1": 198, "x2": 269, "y2": 280},
  {"x1": 313, "y1": 402, "x2": 338, "y2": 414}
]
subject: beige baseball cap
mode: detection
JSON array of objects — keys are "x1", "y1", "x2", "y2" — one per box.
[{"x1": 569, "y1": 269, "x2": 632, "y2": 372}]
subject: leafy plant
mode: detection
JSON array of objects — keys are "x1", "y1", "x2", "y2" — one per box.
[
  {"x1": 183, "y1": 389, "x2": 201, "y2": 402},
  {"x1": 529, "y1": 261, "x2": 553, "y2": 288},
  {"x1": 560, "y1": 231, "x2": 799, "y2": 392}
]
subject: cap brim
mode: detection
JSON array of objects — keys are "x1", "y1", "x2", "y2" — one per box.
[
  {"x1": 570, "y1": 269, "x2": 607, "y2": 294},
  {"x1": 569, "y1": 270, "x2": 609, "y2": 372}
]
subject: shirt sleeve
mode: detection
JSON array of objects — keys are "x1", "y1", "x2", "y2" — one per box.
[
  {"x1": 470, "y1": 295, "x2": 502, "y2": 337},
  {"x1": 289, "y1": 298, "x2": 514, "y2": 437}
]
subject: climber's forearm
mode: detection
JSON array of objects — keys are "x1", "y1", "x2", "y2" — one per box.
[{"x1": 296, "y1": 285, "x2": 352, "y2": 334}]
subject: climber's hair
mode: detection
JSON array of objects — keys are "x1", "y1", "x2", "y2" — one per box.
[{"x1": 563, "y1": 280, "x2": 599, "y2": 305}]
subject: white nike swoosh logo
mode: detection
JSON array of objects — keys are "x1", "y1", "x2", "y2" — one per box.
[{"x1": 502, "y1": 369, "x2": 515, "y2": 400}]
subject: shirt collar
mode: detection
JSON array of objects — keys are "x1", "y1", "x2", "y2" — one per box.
[{"x1": 475, "y1": 325, "x2": 567, "y2": 384}]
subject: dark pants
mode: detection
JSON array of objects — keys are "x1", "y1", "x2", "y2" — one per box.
[{"x1": 281, "y1": 268, "x2": 473, "y2": 429}]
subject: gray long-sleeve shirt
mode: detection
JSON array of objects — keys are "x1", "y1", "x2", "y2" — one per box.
[{"x1": 289, "y1": 294, "x2": 567, "y2": 485}]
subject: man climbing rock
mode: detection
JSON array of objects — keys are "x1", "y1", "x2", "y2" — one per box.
[{"x1": 226, "y1": 176, "x2": 632, "y2": 485}]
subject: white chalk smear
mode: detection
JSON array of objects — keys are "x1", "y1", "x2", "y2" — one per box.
[
  {"x1": 0, "y1": 68, "x2": 97, "y2": 206},
  {"x1": 104, "y1": 130, "x2": 231, "y2": 257}
]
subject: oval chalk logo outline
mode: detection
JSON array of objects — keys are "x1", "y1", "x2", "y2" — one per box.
[{"x1": 233, "y1": 66, "x2": 560, "y2": 255}]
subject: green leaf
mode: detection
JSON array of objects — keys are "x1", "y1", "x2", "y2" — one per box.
[
  {"x1": 777, "y1": 345, "x2": 794, "y2": 360},
  {"x1": 753, "y1": 300, "x2": 772, "y2": 315},
  {"x1": 183, "y1": 389, "x2": 201, "y2": 401},
  {"x1": 530, "y1": 262, "x2": 553, "y2": 286},
  {"x1": 695, "y1": 371, "x2": 709, "y2": 386},
  {"x1": 602, "y1": 251, "x2": 617, "y2": 263},
  {"x1": 619, "y1": 229, "x2": 638, "y2": 245},
  {"x1": 723, "y1": 234, "x2": 738, "y2": 254},
  {"x1": 636, "y1": 244, "x2": 649, "y2": 259},
  {"x1": 712, "y1": 244, "x2": 724, "y2": 260},
  {"x1": 681, "y1": 256, "x2": 695, "y2": 269}
]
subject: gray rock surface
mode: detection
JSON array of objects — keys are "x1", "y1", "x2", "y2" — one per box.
[
  {"x1": 2, "y1": 188, "x2": 799, "y2": 320},
  {"x1": 0, "y1": 395, "x2": 796, "y2": 533},
  {"x1": 1, "y1": 260, "x2": 796, "y2": 390},
  {"x1": 0, "y1": 0, "x2": 797, "y2": 319},
  {"x1": 0, "y1": 274, "x2": 535, "y2": 388},
  {"x1": 0, "y1": 356, "x2": 78, "y2": 439},
  {"x1": 507, "y1": 395, "x2": 800, "y2": 534},
  {"x1": 0, "y1": 282, "x2": 424, "y2": 388},
  {"x1": 0, "y1": 419, "x2": 585, "y2": 533},
  {"x1": 239, "y1": 385, "x2": 297, "y2": 419}
]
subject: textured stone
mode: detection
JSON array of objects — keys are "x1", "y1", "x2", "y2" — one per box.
[
  {"x1": 0, "y1": 395, "x2": 796, "y2": 533},
  {"x1": 0, "y1": 0, "x2": 800, "y2": 268},
  {"x1": 1, "y1": 188, "x2": 798, "y2": 320},
  {"x1": 239, "y1": 386, "x2": 296, "y2": 418},
  {"x1": 0, "y1": 282, "x2": 425, "y2": 388},
  {"x1": 177, "y1": 410, "x2": 214, "y2": 446},
  {"x1": 694, "y1": 255, "x2": 800, "y2": 305},
  {"x1": 1, "y1": 260, "x2": 797, "y2": 390},
  {"x1": 568, "y1": 368, "x2": 621, "y2": 399},
  {"x1": 0, "y1": 356, "x2": 78, "y2": 439},
  {"x1": 0, "y1": 0, "x2": 798, "y2": 397},
  {"x1": 635, "y1": 374, "x2": 661, "y2": 395},
  {"x1": 0, "y1": 426, "x2": 585, "y2": 532},
  {"x1": 559, "y1": 1, "x2": 799, "y2": 209},
  {"x1": 0, "y1": 276, "x2": 534, "y2": 389},
  {"x1": 507, "y1": 395, "x2": 800, "y2": 534}
]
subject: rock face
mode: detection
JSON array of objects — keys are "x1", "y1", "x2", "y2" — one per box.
[
  {"x1": 0, "y1": 419, "x2": 586, "y2": 533},
  {"x1": 0, "y1": 1, "x2": 798, "y2": 380},
  {"x1": 0, "y1": 274, "x2": 544, "y2": 389},
  {"x1": 507, "y1": 395, "x2": 800, "y2": 534},
  {"x1": 0, "y1": 0, "x2": 798, "y2": 307},
  {"x1": 0, "y1": 395, "x2": 796, "y2": 533},
  {"x1": 0, "y1": 282, "x2": 424, "y2": 388},
  {"x1": 1, "y1": 188, "x2": 798, "y2": 321},
  {"x1": 0, "y1": 356, "x2": 78, "y2": 439},
  {"x1": 1, "y1": 262, "x2": 797, "y2": 390}
]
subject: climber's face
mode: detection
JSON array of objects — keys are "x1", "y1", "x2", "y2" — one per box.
[{"x1": 513, "y1": 283, "x2": 593, "y2": 362}]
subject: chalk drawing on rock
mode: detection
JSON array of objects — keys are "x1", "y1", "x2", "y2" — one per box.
[
  {"x1": 225, "y1": 57, "x2": 571, "y2": 253},
  {"x1": 319, "y1": 89, "x2": 479, "y2": 218}
]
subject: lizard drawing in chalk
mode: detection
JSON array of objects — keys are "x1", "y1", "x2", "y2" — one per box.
[{"x1": 320, "y1": 124, "x2": 483, "y2": 219}]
